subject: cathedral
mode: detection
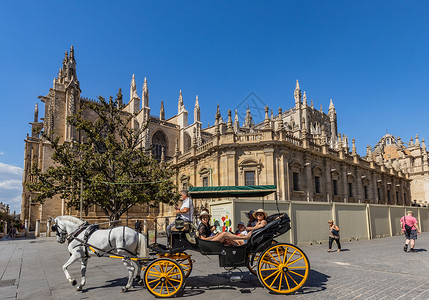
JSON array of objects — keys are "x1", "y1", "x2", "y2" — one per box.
[{"x1": 21, "y1": 47, "x2": 428, "y2": 229}]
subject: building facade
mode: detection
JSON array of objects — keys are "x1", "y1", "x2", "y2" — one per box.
[{"x1": 22, "y1": 47, "x2": 427, "y2": 228}]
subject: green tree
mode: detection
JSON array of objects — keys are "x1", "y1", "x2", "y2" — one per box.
[{"x1": 28, "y1": 92, "x2": 179, "y2": 223}]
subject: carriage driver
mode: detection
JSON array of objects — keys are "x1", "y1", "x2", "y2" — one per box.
[
  {"x1": 166, "y1": 189, "x2": 195, "y2": 246},
  {"x1": 175, "y1": 189, "x2": 194, "y2": 222}
]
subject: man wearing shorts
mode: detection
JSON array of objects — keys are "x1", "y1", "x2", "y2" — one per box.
[{"x1": 400, "y1": 210, "x2": 421, "y2": 253}]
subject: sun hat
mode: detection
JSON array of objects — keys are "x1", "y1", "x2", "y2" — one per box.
[
  {"x1": 252, "y1": 208, "x2": 268, "y2": 219},
  {"x1": 245, "y1": 210, "x2": 255, "y2": 218},
  {"x1": 199, "y1": 211, "x2": 211, "y2": 219},
  {"x1": 406, "y1": 210, "x2": 414, "y2": 215},
  {"x1": 237, "y1": 222, "x2": 245, "y2": 227}
]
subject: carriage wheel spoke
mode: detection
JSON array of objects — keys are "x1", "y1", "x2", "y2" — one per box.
[
  {"x1": 261, "y1": 259, "x2": 279, "y2": 267},
  {"x1": 278, "y1": 273, "x2": 283, "y2": 291},
  {"x1": 284, "y1": 270, "x2": 291, "y2": 290},
  {"x1": 287, "y1": 256, "x2": 303, "y2": 266},
  {"x1": 165, "y1": 281, "x2": 170, "y2": 294},
  {"x1": 269, "y1": 271, "x2": 281, "y2": 288},
  {"x1": 286, "y1": 272, "x2": 299, "y2": 286},
  {"x1": 262, "y1": 269, "x2": 280, "y2": 281},
  {"x1": 261, "y1": 267, "x2": 279, "y2": 271},
  {"x1": 166, "y1": 280, "x2": 178, "y2": 291},
  {"x1": 267, "y1": 251, "x2": 280, "y2": 264},
  {"x1": 148, "y1": 278, "x2": 161, "y2": 284},
  {"x1": 168, "y1": 278, "x2": 181, "y2": 283},
  {"x1": 282, "y1": 246, "x2": 288, "y2": 264},
  {"x1": 159, "y1": 282, "x2": 165, "y2": 294},
  {"x1": 285, "y1": 249, "x2": 297, "y2": 264},
  {"x1": 289, "y1": 270, "x2": 305, "y2": 278},
  {"x1": 288, "y1": 266, "x2": 307, "y2": 269}
]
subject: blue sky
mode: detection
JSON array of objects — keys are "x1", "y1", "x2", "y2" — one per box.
[{"x1": 1, "y1": 1, "x2": 428, "y2": 213}]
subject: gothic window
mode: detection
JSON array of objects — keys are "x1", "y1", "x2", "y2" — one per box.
[
  {"x1": 333, "y1": 180, "x2": 338, "y2": 196},
  {"x1": 364, "y1": 186, "x2": 368, "y2": 199},
  {"x1": 245, "y1": 171, "x2": 255, "y2": 186},
  {"x1": 180, "y1": 174, "x2": 190, "y2": 190},
  {"x1": 348, "y1": 182, "x2": 353, "y2": 197},
  {"x1": 396, "y1": 191, "x2": 399, "y2": 204},
  {"x1": 199, "y1": 168, "x2": 210, "y2": 187},
  {"x1": 315, "y1": 176, "x2": 321, "y2": 194},
  {"x1": 293, "y1": 172, "x2": 300, "y2": 191},
  {"x1": 152, "y1": 130, "x2": 167, "y2": 161},
  {"x1": 313, "y1": 166, "x2": 323, "y2": 194},
  {"x1": 387, "y1": 189, "x2": 391, "y2": 203},
  {"x1": 404, "y1": 192, "x2": 407, "y2": 204},
  {"x1": 377, "y1": 187, "x2": 381, "y2": 201},
  {"x1": 239, "y1": 159, "x2": 261, "y2": 186}
]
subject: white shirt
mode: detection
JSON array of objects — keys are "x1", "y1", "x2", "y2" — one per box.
[{"x1": 179, "y1": 197, "x2": 194, "y2": 222}]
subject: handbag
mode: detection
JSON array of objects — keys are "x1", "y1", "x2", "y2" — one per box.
[
  {"x1": 404, "y1": 216, "x2": 412, "y2": 234},
  {"x1": 331, "y1": 225, "x2": 340, "y2": 237}
]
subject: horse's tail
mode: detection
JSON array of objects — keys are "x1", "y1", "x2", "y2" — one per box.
[{"x1": 136, "y1": 233, "x2": 148, "y2": 258}]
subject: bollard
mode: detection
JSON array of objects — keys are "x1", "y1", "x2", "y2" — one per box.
[
  {"x1": 143, "y1": 219, "x2": 148, "y2": 235},
  {"x1": 24, "y1": 219, "x2": 29, "y2": 237},
  {"x1": 3, "y1": 223, "x2": 7, "y2": 235},
  {"x1": 46, "y1": 219, "x2": 51, "y2": 237},
  {"x1": 35, "y1": 219, "x2": 40, "y2": 237}
]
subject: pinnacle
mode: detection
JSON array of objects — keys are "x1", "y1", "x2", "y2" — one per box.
[{"x1": 295, "y1": 79, "x2": 300, "y2": 90}]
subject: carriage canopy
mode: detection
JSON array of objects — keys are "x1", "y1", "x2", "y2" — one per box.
[{"x1": 188, "y1": 185, "x2": 276, "y2": 199}]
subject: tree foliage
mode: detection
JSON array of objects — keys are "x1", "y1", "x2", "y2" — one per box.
[{"x1": 28, "y1": 93, "x2": 179, "y2": 222}]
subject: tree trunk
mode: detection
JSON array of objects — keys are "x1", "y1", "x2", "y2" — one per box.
[{"x1": 109, "y1": 212, "x2": 121, "y2": 228}]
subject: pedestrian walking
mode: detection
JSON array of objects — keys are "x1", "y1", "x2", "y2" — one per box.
[
  {"x1": 401, "y1": 210, "x2": 421, "y2": 252},
  {"x1": 328, "y1": 220, "x2": 341, "y2": 252},
  {"x1": 134, "y1": 219, "x2": 142, "y2": 233}
]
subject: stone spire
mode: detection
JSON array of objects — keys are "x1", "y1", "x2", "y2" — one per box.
[
  {"x1": 34, "y1": 103, "x2": 38, "y2": 123},
  {"x1": 244, "y1": 105, "x2": 253, "y2": 128},
  {"x1": 66, "y1": 45, "x2": 77, "y2": 80},
  {"x1": 294, "y1": 80, "x2": 302, "y2": 106},
  {"x1": 415, "y1": 134, "x2": 420, "y2": 146},
  {"x1": 329, "y1": 99, "x2": 335, "y2": 112},
  {"x1": 194, "y1": 95, "x2": 200, "y2": 123},
  {"x1": 178, "y1": 90, "x2": 184, "y2": 114},
  {"x1": 277, "y1": 107, "x2": 284, "y2": 130},
  {"x1": 311, "y1": 99, "x2": 314, "y2": 109},
  {"x1": 303, "y1": 91, "x2": 307, "y2": 106},
  {"x1": 215, "y1": 104, "x2": 220, "y2": 135},
  {"x1": 352, "y1": 139, "x2": 357, "y2": 155},
  {"x1": 227, "y1": 109, "x2": 233, "y2": 132},
  {"x1": 264, "y1": 106, "x2": 270, "y2": 129},
  {"x1": 130, "y1": 74, "x2": 137, "y2": 100},
  {"x1": 320, "y1": 104, "x2": 323, "y2": 113},
  {"x1": 160, "y1": 100, "x2": 165, "y2": 121},
  {"x1": 142, "y1": 77, "x2": 149, "y2": 108},
  {"x1": 422, "y1": 138, "x2": 426, "y2": 150},
  {"x1": 234, "y1": 109, "x2": 239, "y2": 133}
]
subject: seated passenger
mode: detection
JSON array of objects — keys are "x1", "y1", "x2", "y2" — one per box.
[
  {"x1": 197, "y1": 211, "x2": 213, "y2": 239},
  {"x1": 235, "y1": 222, "x2": 248, "y2": 236},
  {"x1": 197, "y1": 212, "x2": 249, "y2": 246},
  {"x1": 246, "y1": 209, "x2": 268, "y2": 232},
  {"x1": 245, "y1": 210, "x2": 257, "y2": 228}
]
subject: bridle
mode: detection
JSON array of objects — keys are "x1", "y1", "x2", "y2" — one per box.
[{"x1": 51, "y1": 222, "x2": 68, "y2": 244}]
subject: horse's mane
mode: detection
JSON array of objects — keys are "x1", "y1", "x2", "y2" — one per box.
[{"x1": 57, "y1": 215, "x2": 86, "y2": 226}]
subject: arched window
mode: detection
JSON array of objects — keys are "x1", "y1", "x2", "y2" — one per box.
[{"x1": 152, "y1": 130, "x2": 167, "y2": 161}]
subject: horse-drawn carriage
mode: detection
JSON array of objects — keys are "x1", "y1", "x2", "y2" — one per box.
[
  {"x1": 51, "y1": 184, "x2": 309, "y2": 297},
  {"x1": 51, "y1": 211, "x2": 309, "y2": 297}
]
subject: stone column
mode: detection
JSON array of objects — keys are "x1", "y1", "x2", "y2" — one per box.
[
  {"x1": 341, "y1": 165, "x2": 348, "y2": 203},
  {"x1": 47, "y1": 219, "x2": 51, "y2": 237},
  {"x1": 325, "y1": 160, "x2": 332, "y2": 202},
  {"x1": 305, "y1": 162, "x2": 312, "y2": 201},
  {"x1": 35, "y1": 219, "x2": 40, "y2": 237},
  {"x1": 355, "y1": 168, "x2": 362, "y2": 203},
  {"x1": 264, "y1": 148, "x2": 275, "y2": 186},
  {"x1": 24, "y1": 219, "x2": 29, "y2": 237}
]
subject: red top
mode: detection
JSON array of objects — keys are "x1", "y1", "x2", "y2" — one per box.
[{"x1": 401, "y1": 215, "x2": 417, "y2": 230}]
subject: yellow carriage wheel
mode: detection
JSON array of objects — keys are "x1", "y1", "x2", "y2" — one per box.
[
  {"x1": 144, "y1": 258, "x2": 185, "y2": 298},
  {"x1": 247, "y1": 240, "x2": 278, "y2": 276},
  {"x1": 157, "y1": 252, "x2": 193, "y2": 278},
  {"x1": 257, "y1": 243, "x2": 309, "y2": 294}
]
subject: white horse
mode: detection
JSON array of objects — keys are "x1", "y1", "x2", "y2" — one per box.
[{"x1": 50, "y1": 216, "x2": 147, "y2": 292}]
